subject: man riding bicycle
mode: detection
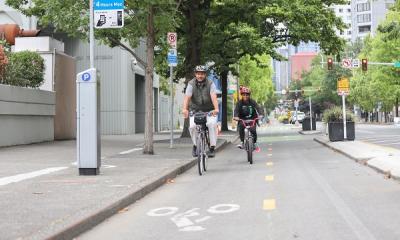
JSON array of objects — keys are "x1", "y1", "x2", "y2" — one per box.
[
  {"x1": 233, "y1": 86, "x2": 264, "y2": 152},
  {"x1": 182, "y1": 65, "x2": 219, "y2": 158}
]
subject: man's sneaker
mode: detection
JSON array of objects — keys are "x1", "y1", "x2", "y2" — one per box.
[
  {"x1": 207, "y1": 146, "x2": 216, "y2": 158},
  {"x1": 237, "y1": 142, "x2": 244, "y2": 149},
  {"x1": 254, "y1": 143, "x2": 261, "y2": 153},
  {"x1": 192, "y1": 145, "x2": 198, "y2": 157}
]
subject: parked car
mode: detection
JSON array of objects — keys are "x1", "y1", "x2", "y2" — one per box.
[{"x1": 290, "y1": 111, "x2": 305, "y2": 124}]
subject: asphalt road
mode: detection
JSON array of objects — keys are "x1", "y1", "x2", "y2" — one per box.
[
  {"x1": 356, "y1": 124, "x2": 400, "y2": 149},
  {"x1": 79, "y1": 125, "x2": 400, "y2": 240}
]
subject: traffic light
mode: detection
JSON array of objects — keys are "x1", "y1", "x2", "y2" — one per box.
[
  {"x1": 327, "y1": 58, "x2": 333, "y2": 70},
  {"x1": 362, "y1": 58, "x2": 368, "y2": 71}
]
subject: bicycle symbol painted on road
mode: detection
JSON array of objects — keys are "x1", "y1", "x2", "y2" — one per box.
[{"x1": 147, "y1": 204, "x2": 240, "y2": 232}]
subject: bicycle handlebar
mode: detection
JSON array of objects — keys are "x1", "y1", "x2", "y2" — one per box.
[{"x1": 234, "y1": 117, "x2": 261, "y2": 127}]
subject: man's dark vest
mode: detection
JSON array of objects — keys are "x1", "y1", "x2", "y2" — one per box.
[{"x1": 188, "y1": 78, "x2": 214, "y2": 112}]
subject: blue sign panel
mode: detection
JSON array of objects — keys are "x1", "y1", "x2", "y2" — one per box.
[
  {"x1": 82, "y1": 72, "x2": 91, "y2": 81},
  {"x1": 94, "y1": 0, "x2": 124, "y2": 10},
  {"x1": 395, "y1": 61, "x2": 400, "y2": 68},
  {"x1": 167, "y1": 49, "x2": 178, "y2": 66}
]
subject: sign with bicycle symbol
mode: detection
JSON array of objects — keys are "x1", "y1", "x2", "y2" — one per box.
[{"x1": 147, "y1": 204, "x2": 240, "y2": 232}]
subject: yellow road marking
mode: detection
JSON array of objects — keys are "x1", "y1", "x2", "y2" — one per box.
[
  {"x1": 265, "y1": 175, "x2": 274, "y2": 181},
  {"x1": 266, "y1": 162, "x2": 273, "y2": 166},
  {"x1": 263, "y1": 199, "x2": 276, "y2": 210}
]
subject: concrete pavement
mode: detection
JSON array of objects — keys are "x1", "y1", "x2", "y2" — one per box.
[
  {"x1": 314, "y1": 136, "x2": 400, "y2": 181},
  {"x1": 0, "y1": 132, "x2": 238, "y2": 240}
]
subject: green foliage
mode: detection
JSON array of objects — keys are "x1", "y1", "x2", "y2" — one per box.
[
  {"x1": 348, "y1": 4, "x2": 400, "y2": 112},
  {"x1": 2, "y1": 51, "x2": 45, "y2": 88},
  {"x1": 295, "y1": 55, "x2": 351, "y2": 112},
  {"x1": 6, "y1": 0, "x2": 179, "y2": 68},
  {"x1": 322, "y1": 106, "x2": 354, "y2": 123},
  {"x1": 238, "y1": 54, "x2": 275, "y2": 104}
]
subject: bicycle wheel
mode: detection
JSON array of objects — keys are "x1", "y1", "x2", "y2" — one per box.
[
  {"x1": 247, "y1": 137, "x2": 253, "y2": 164},
  {"x1": 197, "y1": 135, "x2": 204, "y2": 176},
  {"x1": 202, "y1": 138, "x2": 208, "y2": 172}
]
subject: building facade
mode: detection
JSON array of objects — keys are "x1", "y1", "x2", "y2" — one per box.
[
  {"x1": 0, "y1": 1, "x2": 162, "y2": 135},
  {"x1": 350, "y1": 0, "x2": 395, "y2": 41},
  {"x1": 331, "y1": 3, "x2": 353, "y2": 41}
]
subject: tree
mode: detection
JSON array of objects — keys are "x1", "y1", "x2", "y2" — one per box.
[
  {"x1": 238, "y1": 54, "x2": 275, "y2": 105},
  {"x1": 349, "y1": 3, "x2": 400, "y2": 119},
  {"x1": 7, "y1": 0, "x2": 180, "y2": 154},
  {"x1": 202, "y1": 0, "x2": 347, "y2": 131}
]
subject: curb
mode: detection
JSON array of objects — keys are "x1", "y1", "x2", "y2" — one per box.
[
  {"x1": 313, "y1": 137, "x2": 371, "y2": 163},
  {"x1": 299, "y1": 131, "x2": 322, "y2": 135},
  {"x1": 313, "y1": 137, "x2": 399, "y2": 180},
  {"x1": 47, "y1": 138, "x2": 234, "y2": 240}
]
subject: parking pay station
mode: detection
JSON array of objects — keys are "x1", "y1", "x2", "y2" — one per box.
[{"x1": 77, "y1": 68, "x2": 101, "y2": 175}]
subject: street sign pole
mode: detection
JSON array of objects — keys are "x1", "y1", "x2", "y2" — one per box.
[
  {"x1": 170, "y1": 66, "x2": 174, "y2": 148},
  {"x1": 342, "y1": 93, "x2": 347, "y2": 140},
  {"x1": 90, "y1": 0, "x2": 94, "y2": 68},
  {"x1": 167, "y1": 33, "x2": 177, "y2": 148},
  {"x1": 309, "y1": 96, "x2": 313, "y2": 130}
]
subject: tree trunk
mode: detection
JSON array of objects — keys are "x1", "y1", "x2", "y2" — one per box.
[
  {"x1": 221, "y1": 70, "x2": 228, "y2": 131},
  {"x1": 180, "y1": 0, "x2": 207, "y2": 138},
  {"x1": 396, "y1": 97, "x2": 399, "y2": 117},
  {"x1": 143, "y1": 6, "x2": 155, "y2": 154}
]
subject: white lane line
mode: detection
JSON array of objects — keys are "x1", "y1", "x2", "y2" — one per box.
[
  {"x1": 119, "y1": 148, "x2": 143, "y2": 155},
  {"x1": 0, "y1": 167, "x2": 68, "y2": 186}
]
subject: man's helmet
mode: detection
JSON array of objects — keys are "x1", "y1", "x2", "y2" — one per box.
[
  {"x1": 240, "y1": 86, "x2": 251, "y2": 95},
  {"x1": 194, "y1": 65, "x2": 207, "y2": 72}
]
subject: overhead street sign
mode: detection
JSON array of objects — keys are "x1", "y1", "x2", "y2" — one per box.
[
  {"x1": 167, "y1": 48, "x2": 178, "y2": 67},
  {"x1": 167, "y1": 32, "x2": 177, "y2": 49},
  {"x1": 94, "y1": 0, "x2": 124, "y2": 29}
]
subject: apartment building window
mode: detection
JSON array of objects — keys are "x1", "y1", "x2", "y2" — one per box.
[
  {"x1": 347, "y1": 8, "x2": 351, "y2": 12},
  {"x1": 359, "y1": 25, "x2": 371, "y2": 33},
  {"x1": 357, "y1": 2, "x2": 371, "y2": 12},
  {"x1": 357, "y1": 13, "x2": 371, "y2": 23},
  {"x1": 347, "y1": 30, "x2": 352, "y2": 35}
]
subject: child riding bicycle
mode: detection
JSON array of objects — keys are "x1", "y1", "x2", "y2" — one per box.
[{"x1": 233, "y1": 86, "x2": 264, "y2": 152}]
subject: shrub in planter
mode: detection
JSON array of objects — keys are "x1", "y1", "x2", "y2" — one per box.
[
  {"x1": 3, "y1": 51, "x2": 45, "y2": 88},
  {"x1": 323, "y1": 106, "x2": 355, "y2": 141}
]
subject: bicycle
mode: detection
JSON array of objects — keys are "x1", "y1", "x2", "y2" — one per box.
[
  {"x1": 192, "y1": 111, "x2": 211, "y2": 175},
  {"x1": 235, "y1": 117, "x2": 260, "y2": 164}
]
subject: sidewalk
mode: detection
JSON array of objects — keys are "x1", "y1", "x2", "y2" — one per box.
[
  {"x1": 0, "y1": 132, "x2": 238, "y2": 240},
  {"x1": 314, "y1": 136, "x2": 400, "y2": 181}
]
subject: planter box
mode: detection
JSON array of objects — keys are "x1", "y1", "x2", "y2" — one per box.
[
  {"x1": 0, "y1": 84, "x2": 55, "y2": 147},
  {"x1": 328, "y1": 121, "x2": 355, "y2": 142},
  {"x1": 302, "y1": 117, "x2": 316, "y2": 131}
]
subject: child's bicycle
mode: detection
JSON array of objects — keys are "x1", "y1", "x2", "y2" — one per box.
[{"x1": 235, "y1": 117, "x2": 260, "y2": 164}]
